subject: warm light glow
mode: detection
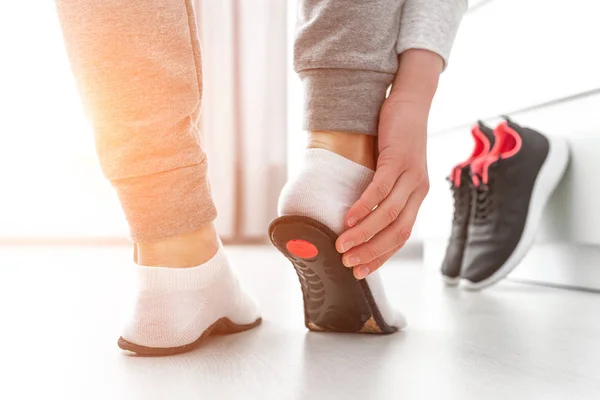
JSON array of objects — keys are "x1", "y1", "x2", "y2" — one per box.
[{"x1": 0, "y1": 4, "x2": 128, "y2": 239}]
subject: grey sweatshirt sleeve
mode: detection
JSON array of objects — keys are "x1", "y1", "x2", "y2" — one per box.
[{"x1": 396, "y1": 0, "x2": 468, "y2": 68}]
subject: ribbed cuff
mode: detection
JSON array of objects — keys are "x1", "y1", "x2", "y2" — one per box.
[
  {"x1": 113, "y1": 163, "x2": 217, "y2": 242},
  {"x1": 136, "y1": 246, "x2": 226, "y2": 291},
  {"x1": 300, "y1": 69, "x2": 394, "y2": 135}
]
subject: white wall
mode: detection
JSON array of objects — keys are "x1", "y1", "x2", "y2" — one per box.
[{"x1": 430, "y1": 0, "x2": 600, "y2": 133}]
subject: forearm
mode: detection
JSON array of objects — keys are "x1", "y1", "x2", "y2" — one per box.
[{"x1": 396, "y1": 0, "x2": 468, "y2": 69}]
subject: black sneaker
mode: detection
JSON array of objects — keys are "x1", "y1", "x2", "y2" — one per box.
[
  {"x1": 461, "y1": 119, "x2": 569, "y2": 290},
  {"x1": 441, "y1": 122, "x2": 495, "y2": 285}
]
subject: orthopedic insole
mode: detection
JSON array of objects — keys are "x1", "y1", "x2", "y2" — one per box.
[{"x1": 269, "y1": 216, "x2": 396, "y2": 334}]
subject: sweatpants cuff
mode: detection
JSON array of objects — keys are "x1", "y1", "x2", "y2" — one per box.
[
  {"x1": 299, "y1": 69, "x2": 394, "y2": 135},
  {"x1": 113, "y1": 163, "x2": 217, "y2": 242}
]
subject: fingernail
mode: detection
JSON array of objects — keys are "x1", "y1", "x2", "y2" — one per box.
[
  {"x1": 341, "y1": 241, "x2": 354, "y2": 252},
  {"x1": 346, "y1": 255, "x2": 360, "y2": 267},
  {"x1": 347, "y1": 217, "x2": 357, "y2": 227},
  {"x1": 354, "y1": 266, "x2": 370, "y2": 280}
]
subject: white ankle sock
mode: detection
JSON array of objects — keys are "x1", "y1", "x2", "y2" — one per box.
[
  {"x1": 121, "y1": 246, "x2": 260, "y2": 349},
  {"x1": 278, "y1": 148, "x2": 406, "y2": 329}
]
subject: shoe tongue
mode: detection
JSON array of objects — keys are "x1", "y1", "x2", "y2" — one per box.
[
  {"x1": 470, "y1": 155, "x2": 488, "y2": 185},
  {"x1": 451, "y1": 122, "x2": 494, "y2": 187},
  {"x1": 477, "y1": 120, "x2": 495, "y2": 148}
]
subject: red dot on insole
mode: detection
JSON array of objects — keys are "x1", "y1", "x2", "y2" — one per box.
[{"x1": 286, "y1": 239, "x2": 318, "y2": 259}]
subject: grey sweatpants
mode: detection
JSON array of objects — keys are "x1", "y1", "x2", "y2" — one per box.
[{"x1": 55, "y1": 0, "x2": 465, "y2": 242}]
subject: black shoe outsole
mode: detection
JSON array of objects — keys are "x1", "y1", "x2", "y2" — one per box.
[
  {"x1": 118, "y1": 317, "x2": 262, "y2": 356},
  {"x1": 269, "y1": 216, "x2": 396, "y2": 334}
]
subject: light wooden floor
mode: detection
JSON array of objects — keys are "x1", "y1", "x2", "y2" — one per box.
[{"x1": 1, "y1": 245, "x2": 599, "y2": 400}]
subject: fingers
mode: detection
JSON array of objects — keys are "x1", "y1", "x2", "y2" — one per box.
[
  {"x1": 344, "y1": 160, "x2": 401, "y2": 229},
  {"x1": 342, "y1": 190, "x2": 426, "y2": 275},
  {"x1": 336, "y1": 172, "x2": 413, "y2": 253},
  {"x1": 352, "y1": 244, "x2": 401, "y2": 280}
]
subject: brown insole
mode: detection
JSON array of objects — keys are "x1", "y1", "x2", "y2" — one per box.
[
  {"x1": 118, "y1": 317, "x2": 262, "y2": 356},
  {"x1": 269, "y1": 216, "x2": 396, "y2": 334}
]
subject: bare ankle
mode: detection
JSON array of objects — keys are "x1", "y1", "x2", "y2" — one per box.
[
  {"x1": 136, "y1": 223, "x2": 219, "y2": 267},
  {"x1": 308, "y1": 130, "x2": 376, "y2": 169}
]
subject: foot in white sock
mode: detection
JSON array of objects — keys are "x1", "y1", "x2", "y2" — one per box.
[
  {"x1": 272, "y1": 148, "x2": 406, "y2": 333},
  {"x1": 118, "y1": 246, "x2": 261, "y2": 355}
]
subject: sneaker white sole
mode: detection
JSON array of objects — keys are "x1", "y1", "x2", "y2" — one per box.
[
  {"x1": 462, "y1": 135, "x2": 570, "y2": 291},
  {"x1": 442, "y1": 275, "x2": 461, "y2": 286}
]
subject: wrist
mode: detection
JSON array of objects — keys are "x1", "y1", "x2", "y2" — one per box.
[{"x1": 389, "y1": 49, "x2": 443, "y2": 105}]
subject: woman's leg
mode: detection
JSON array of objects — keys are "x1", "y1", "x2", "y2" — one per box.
[
  {"x1": 295, "y1": 0, "x2": 401, "y2": 137},
  {"x1": 294, "y1": 0, "x2": 403, "y2": 171},
  {"x1": 56, "y1": 0, "x2": 259, "y2": 355},
  {"x1": 56, "y1": 0, "x2": 215, "y2": 249},
  {"x1": 277, "y1": 0, "x2": 406, "y2": 333}
]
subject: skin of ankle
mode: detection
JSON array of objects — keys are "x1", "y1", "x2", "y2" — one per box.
[
  {"x1": 308, "y1": 130, "x2": 376, "y2": 169},
  {"x1": 136, "y1": 223, "x2": 219, "y2": 268}
]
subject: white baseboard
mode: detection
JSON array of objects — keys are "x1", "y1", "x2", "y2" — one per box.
[{"x1": 424, "y1": 239, "x2": 600, "y2": 291}]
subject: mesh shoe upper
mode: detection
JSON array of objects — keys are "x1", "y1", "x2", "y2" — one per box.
[{"x1": 441, "y1": 122, "x2": 495, "y2": 279}]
